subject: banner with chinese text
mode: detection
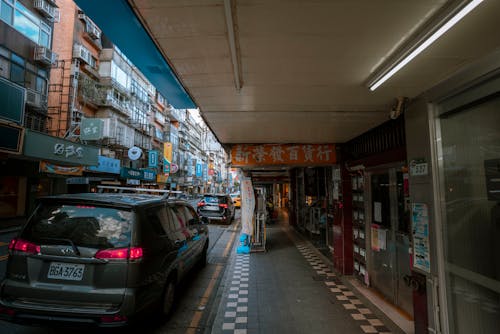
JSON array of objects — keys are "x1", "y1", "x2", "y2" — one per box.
[
  {"x1": 163, "y1": 143, "x2": 172, "y2": 173},
  {"x1": 40, "y1": 161, "x2": 83, "y2": 176},
  {"x1": 231, "y1": 144, "x2": 336, "y2": 167}
]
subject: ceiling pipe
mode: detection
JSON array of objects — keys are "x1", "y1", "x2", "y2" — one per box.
[{"x1": 224, "y1": 0, "x2": 243, "y2": 92}]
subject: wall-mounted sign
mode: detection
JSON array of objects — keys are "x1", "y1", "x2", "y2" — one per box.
[
  {"x1": 410, "y1": 159, "x2": 428, "y2": 176},
  {"x1": 86, "y1": 155, "x2": 120, "y2": 174},
  {"x1": 24, "y1": 130, "x2": 98, "y2": 165},
  {"x1": 231, "y1": 144, "x2": 336, "y2": 167},
  {"x1": 128, "y1": 146, "x2": 142, "y2": 161},
  {"x1": 412, "y1": 203, "x2": 431, "y2": 273},
  {"x1": 120, "y1": 167, "x2": 156, "y2": 181},
  {"x1": 40, "y1": 161, "x2": 84, "y2": 176}
]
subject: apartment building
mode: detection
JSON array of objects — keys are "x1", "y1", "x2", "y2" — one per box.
[{"x1": 0, "y1": 0, "x2": 99, "y2": 222}]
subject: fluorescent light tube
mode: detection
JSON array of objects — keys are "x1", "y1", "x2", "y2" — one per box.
[{"x1": 369, "y1": 0, "x2": 484, "y2": 91}]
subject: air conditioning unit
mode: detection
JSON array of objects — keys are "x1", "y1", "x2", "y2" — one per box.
[
  {"x1": 73, "y1": 44, "x2": 92, "y2": 64},
  {"x1": 102, "y1": 118, "x2": 117, "y2": 138},
  {"x1": 34, "y1": 46, "x2": 57, "y2": 65},
  {"x1": 33, "y1": 0, "x2": 57, "y2": 20},
  {"x1": 86, "y1": 23, "x2": 101, "y2": 40},
  {"x1": 26, "y1": 90, "x2": 43, "y2": 107}
]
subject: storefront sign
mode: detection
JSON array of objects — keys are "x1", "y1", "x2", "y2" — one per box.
[
  {"x1": 163, "y1": 142, "x2": 172, "y2": 173},
  {"x1": 66, "y1": 177, "x2": 89, "y2": 184},
  {"x1": 148, "y1": 150, "x2": 159, "y2": 168},
  {"x1": 195, "y1": 162, "x2": 202, "y2": 177},
  {"x1": 40, "y1": 161, "x2": 84, "y2": 176},
  {"x1": 87, "y1": 155, "x2": 121, "y2": 174},
  {"x1": 0, "y1": 77, "x2": 25, "y2": 124},
  {"x1": 231, "y1": 144, "x2": 337, "y2": 167},
  {"x1": 0, "y1": 123, "x2": 24, "y2": 154},
  {"x1": 80, "y1": 118, "x2": 104, "y2": 140},
  {"x1": 202, "y1": 164, "x2": 208, "y2": 181},
  {"x1": 24, "y1": 130, "x2": 99, "y2": 165},
  {"x1": 412, "y1": 203, "x2": 431, "y2": 273},
  {"x1": 120, "y1": 167, "x2": 156, "y2": 181}
]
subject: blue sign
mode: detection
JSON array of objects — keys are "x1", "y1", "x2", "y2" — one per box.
[
  {"x1": 196, "y1": 163, "x2": 202, "y2": 177},
  {"x1": 202, "y1": 164, "x2": 208, "y2": 181},
  {"x1": 148, "y1": 150, "x2": 158, "y2": 168},
  {"x1": 86, "y1": 156, "x2": 121, "y2": 174}
]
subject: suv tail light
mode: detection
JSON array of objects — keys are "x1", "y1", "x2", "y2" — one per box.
[
  {"x1": 219, "y1": 203, "x2": 228, "y2": 209},
  {"x1": 8, "y1": 238, "x2": 40, "y2": 254},
  {"x1": 197, "y1": 201, "x2": 206, "y2": 207},
  {"x1": 95, "y1": 247, "x2": 143, "y2": 260}
]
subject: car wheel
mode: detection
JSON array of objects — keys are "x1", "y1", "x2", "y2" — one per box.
[{"x1": 162, "y1": 279, "x2": 176, "y2": 317}]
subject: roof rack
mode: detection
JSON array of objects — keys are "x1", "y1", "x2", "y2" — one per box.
[{"x1": 96, "y1": 185, "x2": 182, "y2": 200}]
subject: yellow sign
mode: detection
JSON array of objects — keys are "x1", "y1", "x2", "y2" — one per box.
[
  {"x1": 231, "y1": 144, "x2": 336, "y2": 167},
  {"x1": 163, "y1": 142, "x2": 172, "y2": 173}
]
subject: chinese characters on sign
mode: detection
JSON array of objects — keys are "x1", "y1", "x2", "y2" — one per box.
[
  {"x1": 54, "y1": 143, "x2": 84, "y2": 159},
  {"x1": 80, "y1": 118, "x2": 104, "y2": 140},
  {"x1": 231, "y1": 144, "x2": 336, "y2": 167}
]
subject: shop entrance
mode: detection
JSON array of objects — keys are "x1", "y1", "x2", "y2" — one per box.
[{"x1": 368, "y1": 167, "x2": 413, "y2": 316}]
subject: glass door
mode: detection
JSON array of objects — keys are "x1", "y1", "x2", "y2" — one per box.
[{"x1": 368, "y1": 168, "x2": 413, "y2": 315}]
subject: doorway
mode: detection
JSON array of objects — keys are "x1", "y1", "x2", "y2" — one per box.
[{"x1": 368, "y1": 167, "x2": 413, "y2": 315}]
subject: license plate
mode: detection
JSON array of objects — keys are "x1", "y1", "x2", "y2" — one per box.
[
  {"x1": 47, "y1": 262, "x2": 85, "y2": 281},
  {"x1": 206, "y1": 206, "x2": 219, "y2": 211}
]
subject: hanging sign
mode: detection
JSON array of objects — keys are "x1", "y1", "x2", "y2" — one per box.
[
  {"x1": 148, "y1": 150, "x2": 159, "y2": 168},
  {"x1": 163, "y1": 142, "x2": 172, "y2": 173},
  {"x1": 128, "y1": 146, "x2": 142, "y2": 160},
  {"x1": 170, "y1": 163, "x2": 179, "y2": 174}
]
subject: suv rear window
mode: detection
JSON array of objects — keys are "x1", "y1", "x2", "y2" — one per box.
[
  {"x1": 203, "y1": 196, "x2": 220, "y2": 204},
  {"x1": 21, "y1": 204, "x2": 133, "y2": 249}
]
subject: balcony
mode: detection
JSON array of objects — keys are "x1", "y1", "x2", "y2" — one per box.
[
  {"x1": 34, "y1": 46, "x2": 58, "y2": 66},
  {"x1": 100, "y1": 96, "x2": 130, "y2": 117},
  {"x1": 100, "y1": 77, "x2": 130, "y2": 96}
]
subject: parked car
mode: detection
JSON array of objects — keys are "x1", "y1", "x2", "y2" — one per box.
[
  {"x1": 230, "y1": 193, "x2": 241, "y2": 208},
  {"x1": 197, "y1": 194, "x2": 235, "y2": 224},
  {"x1": 0, "y1": 193, "x2": 209, "y2": 327}
]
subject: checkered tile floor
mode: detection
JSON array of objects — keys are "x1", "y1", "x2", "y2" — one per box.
[
  {"x1": 222, "y1": 253, "x2": 250, "y2": 334},
  {"x1": 296, "y1": 242, "x2": 393, "y2": 334}
]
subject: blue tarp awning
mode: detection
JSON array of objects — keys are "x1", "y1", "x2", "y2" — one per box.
[{"x1": 74, "y1": 0, "x2": 195, "y2": 109}]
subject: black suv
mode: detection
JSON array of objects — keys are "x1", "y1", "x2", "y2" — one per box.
[
  {"x1": 197, "y1": 194, "x2": 235, "y2": 224},
  {"x1": 0, "y1": 193, "x2": 209, "y2": 327}
]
